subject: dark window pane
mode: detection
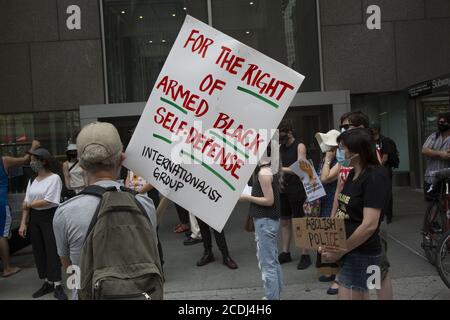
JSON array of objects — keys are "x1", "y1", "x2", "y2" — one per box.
[
  {"x1": 212, "y1": 0, "x2": 320, "y2": 92},
  {"x1": 104, "y1": 0, "x2": 208, "y2": 103}
]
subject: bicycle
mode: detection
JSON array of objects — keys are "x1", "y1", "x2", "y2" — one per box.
[
  {"x1": 421, "y1": 168, "x2": 450, "y2": 266},
  {"x1": 437, "y1": 230, "x2": 450, "y2": 288}
]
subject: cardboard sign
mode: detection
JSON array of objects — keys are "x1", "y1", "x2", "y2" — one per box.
[
  {"x1": 124, "y1": 15, "x2": 305, "y2": 232},
  {"x1": 289, "y1": 159, "x2": 326, "y2": 202},
  {"x1": 292, "y1": 217, "x2": 347, "y2": 252}
]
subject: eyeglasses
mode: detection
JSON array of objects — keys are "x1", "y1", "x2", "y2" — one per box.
[{"x1": 339, "y1": 124, "x2": 351, "y2": 130}]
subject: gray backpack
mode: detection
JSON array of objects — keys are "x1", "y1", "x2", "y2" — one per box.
[{"x1": 78, "y1": 185, "x2": 163, "y2": 300}]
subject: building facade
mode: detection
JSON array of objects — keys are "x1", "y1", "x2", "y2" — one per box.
[{"x1": 1, "y1": 0, "x2": 449, "y2": 191}]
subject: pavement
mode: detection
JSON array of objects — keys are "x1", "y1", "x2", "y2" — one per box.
[{"x1": 0, "y1": 187, "x2": 449, "y2": 300}]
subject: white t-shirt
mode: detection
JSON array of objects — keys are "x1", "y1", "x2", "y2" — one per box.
[{"x1": 25, "y1": 174, "x2": 62, "y2": 210}]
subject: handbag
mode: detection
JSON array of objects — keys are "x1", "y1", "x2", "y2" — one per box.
[{"x1": 244, "y1": 214, "x2": 255, "y2": 232}]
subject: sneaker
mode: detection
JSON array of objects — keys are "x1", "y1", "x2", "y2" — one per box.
[
  {"x1": 32, "y1": 282, "x2": 54, "y2": 298},
  {"x1": 278, "y1": 252, "x2": 292, "y2": 264},
  {"x1": 54, "y1": 285, "x2": 68, "y2": 300},
  {"x1": 297, "y1": 254, "x2": 312, "y2": 270},
  {"x1": 183, "y1": 237, "x2": 203, "y2": 246}
]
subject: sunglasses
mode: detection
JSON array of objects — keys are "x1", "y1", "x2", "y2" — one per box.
[{"x1": 339, "y1": 124, "x2": 351, "y2": 130}]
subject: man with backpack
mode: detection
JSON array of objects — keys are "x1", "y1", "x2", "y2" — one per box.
[
  {"x1": 53, "y1": 122, "x2": 162, "y2": 300},
  {"x1": 371, "y1": 123, "x2": 399, "y2": 224}
]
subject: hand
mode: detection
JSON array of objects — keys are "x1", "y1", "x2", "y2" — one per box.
[
  {"x1": 442, "y1": 151, "x2": 450, "y2": 160},
  {"x1": 19, "y1": 223, "x2": 27, "y2": 238},
  {"x1": 319, "y1": 246, "x2": 346, "y2": 262},
  {"x1": 31, "y1": 140, "x2": 40, "y2": 150},
  {"x1": 325, "y1": 150, "x2": 336, "y2": 162}
]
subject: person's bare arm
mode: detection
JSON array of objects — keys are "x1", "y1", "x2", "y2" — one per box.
[
  {"x1": 28, "y1": 200, "x2": 53, "y2": 209},
  {"x1": 139, "y1": 183, "x2": 155, "y2": 194},
  {"x1": 321, "y1": 152, "x2": 340, "y2": 184},
  {"x1": 3, "y1": 140, "x2": 40, "y2": 171},
  {"x1": 240, "y1": 169, "x2": 274, "y2": 207},
  {"x1": 60, "y1": 256, "x2": 72, "y2": 273},
  {"x1": 422, "y1": 147, "x2": 449, "y2": 160},
  {"x1": 330, "y1": 178, "x2": 343, "y2": 218},
  {"x1": 282, "y1": 143, "x2": 307, "y2": 175},
  {"x1": 323, "y1": 207, "x2": 381, "y2": 261},
  {"x1": 381, "y1": 154, "x2": 389, "y2": 165},
  {"x1": 297, "y1": 143, "x2": 307, "y2": 160},
  {"x1": 18, "y1": 207, "x2": 30, "y2": 238}
]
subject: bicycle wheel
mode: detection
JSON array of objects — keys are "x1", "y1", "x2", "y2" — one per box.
[
  {"x1": 436, "y1": 231, "x2": 450, "y2": 289},
  {"x1": 422, "y1": 201, "x2": 447, "y2": 265}
]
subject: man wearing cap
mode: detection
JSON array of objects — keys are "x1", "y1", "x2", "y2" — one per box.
[{"x1": 53, "y1": 122, "x2": 157, "y2": 299}]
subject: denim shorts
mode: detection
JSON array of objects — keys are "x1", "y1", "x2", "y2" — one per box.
[{"x1": 338, "y1": 251, "x2": 382, "y2": 293}]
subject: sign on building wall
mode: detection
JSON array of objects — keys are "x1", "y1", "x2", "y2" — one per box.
[{"x1": 124, "y1": 15, "x2": 304, "y2": 231}]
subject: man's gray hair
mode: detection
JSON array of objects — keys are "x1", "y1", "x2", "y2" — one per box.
[{"x1": 79, "y1": 144, "x2": 122, "y2": 175}]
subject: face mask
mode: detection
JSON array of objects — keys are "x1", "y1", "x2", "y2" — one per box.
[
  {"x1": 336, "y1": 148, "x2": 351, "y2": 167},
  {"x1": 438, "y1": 123, "x2": 450, "y2": 133},
  {"x1": 279, "y1": 135, "x2": 289, "y2": 145},
  {"x1": 30, "y1": 161, "x2": 44, "y2": 173}
]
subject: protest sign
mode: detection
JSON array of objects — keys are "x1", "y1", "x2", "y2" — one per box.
[
  {"x1": 289, "y1": 159, "x2": 326, "y2": 202},
  {"x1": 292, "y1": 217, "x2": 347, "y2": 252},
  {"x1": 124, "y1": 15, "x2": 305, "y2": 232}
]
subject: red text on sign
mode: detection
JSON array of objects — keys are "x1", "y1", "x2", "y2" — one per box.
[
  {"x1": 183, "y1": 29, "x2": 214, "y2": 59},
  {"x1": 241, "y1": 64, "x2": 294, "y2": 101}
]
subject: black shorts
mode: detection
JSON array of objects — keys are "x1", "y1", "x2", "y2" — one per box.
[{"x1": 280, "y1": 192, "x2": 306, "y2": 220}]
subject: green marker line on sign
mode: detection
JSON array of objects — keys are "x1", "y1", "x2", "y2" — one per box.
[
  {"x1": 160, "y1": 97, "x2": 188, "y2": 115},
  {"x1": 181, "y1": 150, "x2": 236, "y2": 191},
  {"x1": 153, "y1": 133, "x2": 172, "y2": 144},
  {"x1": 209, "y1": 131, "x2": 249, "y2": 159},
  {"x1": 237, "y1": 86, "x2": 279, "y2": 109}
]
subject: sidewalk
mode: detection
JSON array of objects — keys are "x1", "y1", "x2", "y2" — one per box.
[{"x1": 1, "y1": 187, "x2": 449, "y2": 300}]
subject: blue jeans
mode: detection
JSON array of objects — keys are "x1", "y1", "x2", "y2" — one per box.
[{"x1": 254, "y1": 217, "x2": 283, "y2": 300}]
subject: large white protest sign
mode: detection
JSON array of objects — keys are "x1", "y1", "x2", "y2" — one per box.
[
  {"x1": 124, "y1": 15, "x2": 304, "y2": 232},
  {"x1": 289, "y1": 159, "x2": 326, "y2": 202}
]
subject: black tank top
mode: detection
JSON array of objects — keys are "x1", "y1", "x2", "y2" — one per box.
[
  {"x1": 249, "y1": 166, "x2": 280, "y2": 220},
  {"x1": 280, "y1": 139, "x2": 303, "y2": 194}
]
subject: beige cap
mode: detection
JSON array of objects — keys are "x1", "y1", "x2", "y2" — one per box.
[
  {"x1": 76, "y1": 122, "x2": 122, "y2": 162},
  {"x1": 315, "y1": 129, "x2": 341, "y2": 153}
]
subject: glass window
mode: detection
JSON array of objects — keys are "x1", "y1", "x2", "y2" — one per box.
[
  {"x1": 103, "y1": 0, "x2": 208, "y2": 103},
  {"x1": 0, "y1": 111, "x2": 80, "y2": 193},
  {"x1": 211, "y1": 0, "x2": 321, "y2": 92},
  {"x1": 351, "y1": 92, "x2": 410, "y2": 171}
]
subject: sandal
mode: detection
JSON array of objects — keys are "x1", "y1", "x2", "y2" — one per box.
[
  {"x1": 174, "y1": 224, "x2": 190, "y2": 233},
  {"x1": 2, "y1": 267, "x2": 21, "y2": 278}
]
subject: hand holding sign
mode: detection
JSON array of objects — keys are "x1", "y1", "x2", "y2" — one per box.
[{"x1": 289, "y1": 159, "x2": 326, "y2": 202}]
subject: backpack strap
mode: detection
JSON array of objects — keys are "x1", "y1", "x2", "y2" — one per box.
[
  {"x1": 68, "y1": 160, "x2": 79, "y2": 172},
  {"x1": 81, "y1": 185, "x2": 117, "y2": 243},
  {"x1": 120, "y1": 186, "x2": 152, "y2": 225}
]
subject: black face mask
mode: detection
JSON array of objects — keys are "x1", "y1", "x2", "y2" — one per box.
[
  {"x1": 438, "y1": 123, "x2": 450, "y2": 133},
  {"x1": 279, "y1": 134, "x2": 289, "y2": 145}
]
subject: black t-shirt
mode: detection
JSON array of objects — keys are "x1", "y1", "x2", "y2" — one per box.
[
  {"x1": 336, "y1": 166, "x2": 389, "y2": 255},
  {"x1": 280, "y1": 139, "x2": 303, "y2": 195}
]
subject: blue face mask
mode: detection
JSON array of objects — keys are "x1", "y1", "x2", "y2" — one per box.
[{"x1": 336, "y1": 148, "x2": 351, "y2": 167}]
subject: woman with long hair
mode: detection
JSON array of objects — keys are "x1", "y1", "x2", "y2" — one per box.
[{"x1": 322, "y1": 128, "x2": 390, "y2": 300}]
